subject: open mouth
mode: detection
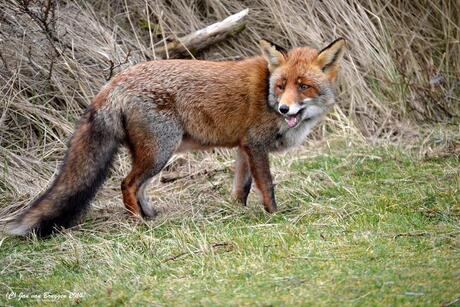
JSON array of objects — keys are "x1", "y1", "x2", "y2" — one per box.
[{"x1": 284, "y1": 109, "x2": 304, "y2": 128}]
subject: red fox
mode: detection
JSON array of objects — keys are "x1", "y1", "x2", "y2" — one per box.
[{"x1": 7, "y1": 38, "x2": 346, "y2": 237}]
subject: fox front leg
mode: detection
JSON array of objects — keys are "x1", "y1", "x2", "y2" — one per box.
[
  {"x1": 232, "y1": 147, "x2": 252, "y2": 205},
  {"x1": 241, "y1": 145, "x2": 277, "y2": 213}
]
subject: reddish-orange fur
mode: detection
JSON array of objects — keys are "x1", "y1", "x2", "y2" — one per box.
[{"x1": 97, "y1": 39, "x2": 346, "y2": 216}]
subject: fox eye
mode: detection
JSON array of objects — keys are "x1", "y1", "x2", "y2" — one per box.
[
  {"x1": 276, "y1": 84, "x2": 285, "y2": 91},
  {"x1": 299, "y1": 84, "x2": 310, "y2": 91}
]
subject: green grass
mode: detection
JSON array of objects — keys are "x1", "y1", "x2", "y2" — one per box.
[{"x1": 1, "y1": 145, "x2": 459, "y2": 306}]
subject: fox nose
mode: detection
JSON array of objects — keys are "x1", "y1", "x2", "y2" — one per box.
[{"x1": 279, "y1": 105, "x2": 289, "y2": 114}]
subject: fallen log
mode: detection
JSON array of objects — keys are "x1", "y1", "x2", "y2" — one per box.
[{"x1": 154, "y1": 8, "x2": 249, "y2": 59}]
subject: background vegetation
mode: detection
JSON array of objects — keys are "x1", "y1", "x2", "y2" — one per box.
[{"x1": 0, "y1": 0, "x2": 458, "y2": 305}]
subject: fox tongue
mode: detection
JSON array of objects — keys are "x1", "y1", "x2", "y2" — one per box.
[{"x1": 286, "y1": 115, "x2": 298, "y2": 128}]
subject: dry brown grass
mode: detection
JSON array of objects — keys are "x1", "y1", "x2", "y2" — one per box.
[{"x1": 0, "y1": 0, "x2": 459, "y2": 221}]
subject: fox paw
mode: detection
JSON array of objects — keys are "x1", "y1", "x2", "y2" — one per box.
[{"x1": 138, "y1": 197, "x2": 158, "y2": 219}]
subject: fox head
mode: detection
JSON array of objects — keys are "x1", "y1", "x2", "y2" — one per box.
[{"x1": 260, "y1": 38, "x2": 346, "y2": 128}]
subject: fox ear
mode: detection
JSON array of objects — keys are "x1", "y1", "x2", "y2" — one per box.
[
  {"x1": 316, "y1": 38, "x2": 346, "y2": 79},
  {"x1": 259, "y1": 40, "x2": 286, "y2": 72}
]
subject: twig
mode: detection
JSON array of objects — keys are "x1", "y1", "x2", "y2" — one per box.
[
  {"x1": 17, "y1": 0, "x2": 62, "y2": 57},
  {"x1": 160, "y1": 167, "x2": 227, "y2": 183},
  {"x1": 163, "y1": 251, "x2": 187, "y2": 262},
  {"x1": 105, "y1": 49, "x2": 132, "y2": 81},
  {"x1": 441, "y1": 296, "x2": 460, "y2": 307},
  {"x1": 393, "y1": 231, "x2": 431, "y2": 239}
]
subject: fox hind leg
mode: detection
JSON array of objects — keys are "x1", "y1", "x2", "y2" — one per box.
[
  {"x1": 121, "y1": 106, "x2": 182, "y2": 218},
  {"x1": 136, "y1": 178, "x2": 155, "y2": 217}
]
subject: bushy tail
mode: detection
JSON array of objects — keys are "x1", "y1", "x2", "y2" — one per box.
[{"x1": 7, "y1": 107, "x2": 121, "y2": 237}]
